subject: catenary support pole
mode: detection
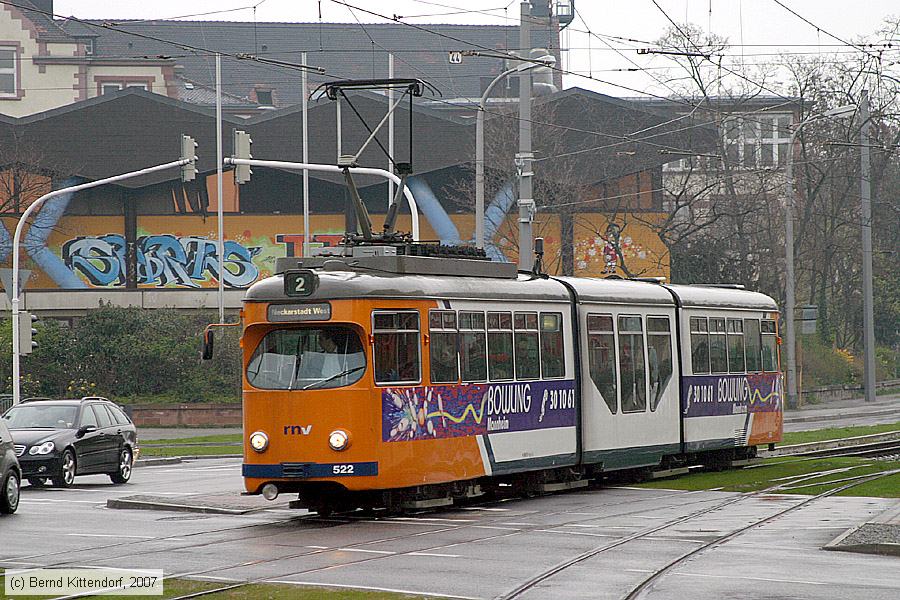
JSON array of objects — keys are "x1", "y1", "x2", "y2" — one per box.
[
  {"x1": 11, "y1": 160, "x2": 190, "y2": 405},
  {"x1": 784, "y1": 130, "x2": 798, "y2": 410},
  {"x1": 388, "y1": 53, "x2": 394, "y2": 209},
  {"x1": 859, "y1": 90, "x2": 876, "y2": 403},
  {"x1": 215, "y1": 53, "x2": 225, "y2": 323},
  {"x1": 302, "y1": 51, "x2": 310, "y2": 257},
  {"x1": 517, "y1": 0, "x2": 535, "y2": 271}
]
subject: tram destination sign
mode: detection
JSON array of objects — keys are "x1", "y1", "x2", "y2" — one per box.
[
  {"x1": 284, "y1": 269, "x2": 318, "y2": 297},
  {"x1": 268, "y1": 303, "x2": 332, "y2": 322}
]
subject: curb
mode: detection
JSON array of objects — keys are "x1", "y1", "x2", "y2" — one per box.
[
  {"x1": 784, "y1": 407, "x2": 900, "y2": 424},
  {"x1": 134, "y1": 457, "x2": 182, "y2": 467},
  {"x1": 106, "y1": 498, "x2": 265, "y2": 515},
  {"x1": 135, "y1": 454, "x2": 241, "y2": 465},
  {"x1": 760, "y1": 430, "x2": 900, "y2": 457}
]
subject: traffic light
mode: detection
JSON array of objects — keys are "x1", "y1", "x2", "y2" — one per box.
[
  {"x1": 181, "y1": 134, "x2": 198, "y2": 182},
  {"x1": 233, "y1": 130, "x2": 252, "y2": 184},
  {"x1": 18, "y1": 311, "x2": 38, "y2": 355}
]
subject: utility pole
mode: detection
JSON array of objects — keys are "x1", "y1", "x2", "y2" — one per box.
[
  {"x1": 517, "y1": 0, "x2": 535, "y2": 271},
  {"x1": 215, "y1": 53, "x2": 225, "y2": 324},
  {"x1": 302, "y1": 51, "x2": 310, "y2": 257},
  {"x1": 859, "y1": 90, "x2": 876, "y2": 403}
]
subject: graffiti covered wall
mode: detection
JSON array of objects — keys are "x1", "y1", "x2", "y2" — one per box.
[{"x1": 0, "y1": 212, "x2": 670, "y2": 291}]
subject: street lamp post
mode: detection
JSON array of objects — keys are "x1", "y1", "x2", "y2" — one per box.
[
  {"x1": 475, "y1": 57, "x2": 554, "y2": 250},
  {"x1": 784, "y1": 104, "x2": 856, "y2": 409}
]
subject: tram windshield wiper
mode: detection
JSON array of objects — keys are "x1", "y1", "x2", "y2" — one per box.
[
  {"x1": 288, "y1": 354, "x2": 304, "y2": 391},
  {"x1": 302, "y1": 366, "x2": 366, "y2": 390}
]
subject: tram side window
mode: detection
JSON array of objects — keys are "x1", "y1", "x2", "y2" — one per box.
[
  {"x1": 618, "y1": 315, "x2": 646, "y2": 412},
  {"x1": 459, "y1": 311, "x2": 487, "y2": 381},
  {"x1": 514, "y1": 312, "x2": 540, "y2": 380},
  {"x1": 540, "y1": 312, "x2": 565, "y2": 378},
  {"x1": 587, "y1": 314, "x2": 617, "y2": 414},
  {"x1": 429, "y1": 311, "x2": 459, "y2": 384},
  {"x1": 690, "y1": 317, "x2": 710, "y2": 374},
  {"x1": 487, "y1": 312, "x2": 514, "y2": 381},
  {"x1": 709, "y1": 318, "x2": 728, "y2": 373},
  {"x1": 744, "y1": 318, "x2": 762, "y2": 372},
  {"x1": 761, "y1": 320, "x2": 778, "y2": 372},
  {"x1": 727, "y1": 319, "x2": 746, "y2": 373},
  {"x1": 647, "y1": 316, "x2": 673, "y2": 412},
  {"x1": 373, "y1": 311, "x2": 420, "y2": 385}
]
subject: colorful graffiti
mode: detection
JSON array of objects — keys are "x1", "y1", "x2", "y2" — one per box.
[
  {"x1": 681, "y1": 373, "x2": 782, "y2": 418},
  {"x1": 62, "y1": 234, "x2": 263, "y2": 288},
  {"x1": 0, "y1": 212, "x2": 669, "y2": 291},
  {"x1": 382, "y1": 380, "x2": 577, "y2": 442}
]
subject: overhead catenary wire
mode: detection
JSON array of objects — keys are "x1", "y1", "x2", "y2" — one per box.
[{"x1": 7, "y1": 0, "x2": 892, "y2": 175}]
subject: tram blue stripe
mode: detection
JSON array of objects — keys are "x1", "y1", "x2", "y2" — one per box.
[{"x1": 243, "y1": 462, "x2": 378, "y2": 478}]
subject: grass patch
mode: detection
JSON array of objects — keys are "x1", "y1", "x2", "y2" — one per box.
[
  {"x1": 139, "y1": 445, "x2": 241, "y2": 457},
  {"x1": 781, "y1": 421, "x2": 900, "y2": 446},
  {"x1": 637, "y1": 456, "x2": 900, "y2": 497},
  {"x1": 142, "y1": 433, "x2": 243, "y2": 445},
  {"x1": 112, "y1": 393, "x2": 240, "y2": 405},
  {"x1": 0, "y1": 572, "x2": 437, "y2": 599}
]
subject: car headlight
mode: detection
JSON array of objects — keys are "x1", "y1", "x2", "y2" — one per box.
[
  {"x1": 29, "y1": 441, "x2": 55, "y2": 455},
  {"x1": 328, "y1": 429, "x2": 350, "y2": 452},
  {"x1": 249, "y1": 431, "x2": 269, "y2": 453}
]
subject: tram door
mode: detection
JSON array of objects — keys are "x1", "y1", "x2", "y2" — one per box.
[{"x1": 579, "y1": 307, "x2": 680, "y2": 470}]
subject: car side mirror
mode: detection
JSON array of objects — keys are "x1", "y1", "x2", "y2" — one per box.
[
  {"x1": 201, "y1": 328, "x2": 215, "y2": 360},
  {"x1": 76, "y1": 424, "x2": 97, "y2": 438}
]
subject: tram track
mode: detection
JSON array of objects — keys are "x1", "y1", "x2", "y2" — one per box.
[
  {"x1": 620, "y1": 468, "x2": 900, "y2": 600},
  {"x1": 498, "y1": 468, "x2": 900, "y2": 600}
]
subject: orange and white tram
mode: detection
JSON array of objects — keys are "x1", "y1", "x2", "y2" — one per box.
[{"x1": 208, "y1": 250, "x2": 782, "y2": 515}]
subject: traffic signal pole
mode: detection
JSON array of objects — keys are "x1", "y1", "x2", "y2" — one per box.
[{"x1": 10, "y1": 158, "x2": 192, "y2": 406}]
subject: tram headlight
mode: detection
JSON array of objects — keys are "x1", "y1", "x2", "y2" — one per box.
[
  {"x1": 249, "y1": 431, "x2": 269, "y2": 453},
  {"x1": 328, "y1": 429, "x2": 350, "y2": 452}
]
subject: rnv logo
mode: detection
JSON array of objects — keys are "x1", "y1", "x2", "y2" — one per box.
[{"x1": 283, "y1": 425, "x2": 313, "y2": 435}]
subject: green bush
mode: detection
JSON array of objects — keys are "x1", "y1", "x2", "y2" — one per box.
[
  {"x1": 0, "y1": 306, "x2": 241, "y2": 403},
  {"x1": 799, "y1": 335, "x2": 859, "y2": 387}
]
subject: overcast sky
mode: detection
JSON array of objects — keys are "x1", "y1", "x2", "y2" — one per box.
[{"x1": 54, "y1": 1, "x2": 899, "y2": 97}]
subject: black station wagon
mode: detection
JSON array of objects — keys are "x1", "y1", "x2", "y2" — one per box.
[{"x1": 1, "y1": 397, "x2": 138, "y2": 487}]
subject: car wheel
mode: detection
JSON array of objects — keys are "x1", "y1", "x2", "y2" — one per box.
[
  {"x1": 52, "y1": 449, "x2": 76, "y2": 488},
  {"x1": 0, "y1": 470, "x2": 20, "y2": 514},
  {"x1": 110, "y1": 448, "x2": 133, "y2": 484},
  {"x1": 28, "y1": 477, "x2": 47, "y2": 487}
]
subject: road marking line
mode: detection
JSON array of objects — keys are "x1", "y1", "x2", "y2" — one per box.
[
  {"x1": 536, "y1": 529, "x2": 617, "y2": 538},
  {"x1": 498, "y1": 522, "x2": 536, "y2": 526},
  {"x1": 66, "y1": 534, "x2": 155, "y2": 539},
  {"x1": 267, "y1": 580, "x2": 479, "y2": 599},
  {"x1": 306, "y1": 545, "x2": 329, "y2": 549},
  {"x1": 337, "y1": 548, "x2": 395, "y2": 555},
  {"x1": 20, "y1": 499, "x2": 104, "y2": 504},
  {"x1": 397, "y1": 516, "x2": 475, "y2": 522},
  {"x1": 672, "y1": 572, "x2": 829, "y2": 586},
  {"x1": 471, "y1": 525, "x2": 519, "y2": 531},
  {"x1": 408, "y1": 552, "x2": 462, "y2": 558}
]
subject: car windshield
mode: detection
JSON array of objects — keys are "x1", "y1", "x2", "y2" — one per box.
[
  {"x1": 3, "y1": 404, "x2": 78, "y2": 429},
  {"x1": 247, "y1": 327, "x2": 366, "y2": 390}
]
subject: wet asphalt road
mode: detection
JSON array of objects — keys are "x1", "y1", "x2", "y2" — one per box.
[{"x1": 1, "y1": 457, "x2": 899, "y2": 599}]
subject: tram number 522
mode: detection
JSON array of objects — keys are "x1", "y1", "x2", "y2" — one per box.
[
  {"x1": 284, "y1": 269, "x2": 318, "y2": 297},
  {"x1": 332, "y1": 464, "x2": 355, "y2": 475}
]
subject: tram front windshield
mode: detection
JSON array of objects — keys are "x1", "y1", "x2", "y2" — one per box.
[{"x1": 247, "y1": 327, "x2": 366, "y2": 390}]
